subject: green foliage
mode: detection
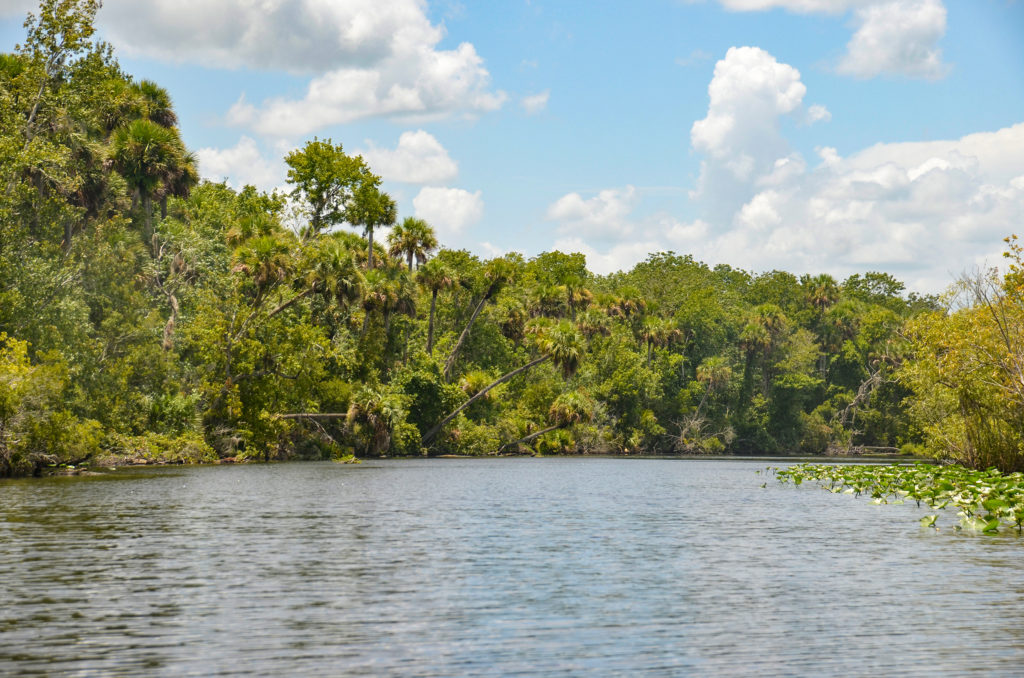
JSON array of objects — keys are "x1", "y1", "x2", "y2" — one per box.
[
  {"x1": 0, "y1": 0, "x2": 953, "y2": 474},
  {"x1": 775, "y1": 463, "x2": 1024, "y2": 534}
]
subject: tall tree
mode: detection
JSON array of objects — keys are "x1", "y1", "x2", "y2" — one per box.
[
  {"x1": 284, "y1": 138, "x2": 372, "y2": 238},
  {"x1": 417, "y1": 258, "x2": 454, "y2": 355},
  {"x1": 346, "y1": 180, "x2": 395, "y2": 269},
  {"x1": 388, "y1": 216, "x2": 437, "y2": 271}
]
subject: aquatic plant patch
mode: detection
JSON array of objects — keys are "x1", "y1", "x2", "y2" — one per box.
[{"x1": 767, "y1": 463, "x2": 1024, "y2": 534}]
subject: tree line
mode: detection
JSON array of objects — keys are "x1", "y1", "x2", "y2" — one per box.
[{"x1": 4, "y1": 0, "x2": 1021, "y2": 476}]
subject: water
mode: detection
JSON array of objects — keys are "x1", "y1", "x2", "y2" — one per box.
[{"x1": 1, "y1": 458, "x2": 1023, "y2": 676}]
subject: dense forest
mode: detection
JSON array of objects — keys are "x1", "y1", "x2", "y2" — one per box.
[{"x1": 3, "y1": 1, "x2": 1024, "y2": 476}]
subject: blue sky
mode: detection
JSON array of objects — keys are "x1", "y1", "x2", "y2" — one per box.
[{"x1": 3, "y1": 0, "x2": 1024, "y2": 291}]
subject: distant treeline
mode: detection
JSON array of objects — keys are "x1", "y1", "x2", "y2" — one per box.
[{"x1": 3, "y1": 1, "x2": 1022, "y2": 476}]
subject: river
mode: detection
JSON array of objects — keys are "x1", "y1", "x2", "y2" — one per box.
[{"x1": 2, "y1": 458, "x2": 1023, "y2": 676}]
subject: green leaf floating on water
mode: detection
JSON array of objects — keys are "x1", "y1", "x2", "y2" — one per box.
[{"x1": 770, "y1": 463, "x2": 1024, "y2": 535}]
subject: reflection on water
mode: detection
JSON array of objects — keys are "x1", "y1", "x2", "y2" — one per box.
[{"x1": 2, "y1": 458, "x2": 1023, "y2": 676}]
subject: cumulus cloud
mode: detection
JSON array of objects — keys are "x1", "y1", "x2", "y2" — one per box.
[
  {"x1": 545, "y1": 186, "x2": 708, "y2": 274},
  {"x1": 690, "y1": 47, "x2": 811, "y2": 220},
  {"x1": 548, "y1": 121, "x2": 1024, "y2": 290},
  {"x1": 197, "y1": 136, "x2": 284, "y2": 191},
  {"x1": 357, "y1": 130, "x2": 457, "y2": 185},
  {"x1": 520, "y1": 90, "x2": 550, "y2": 115},
  {"x1": 712, "y1": 0, "x2": 948, "y2": 80},
  {"x1": 806, "y1": 104, "x2": 832, "y2": 124},
  {"x1": 551, "y1": 237, "x2": 667, "y2": 276},
  {"x1": 90, "y1": 0, "x2": 506, "y2": 135},
  {"x1": 413, "y1": 187, "x2": 484, "y2": 237},
  {"x1": 100, "y1": 0, "x2": 438, "y2": 74},
  {"x1": 837, "y1": 0, "x2": 947, "y2": 79},
  {"x1": 700, "y1": 123, "x2": 1024, "y2": 291},
  {"x1": 228, "y1": 43, "x2": 506, "y2": 136},
  {"x1": 546, "y1": 186, "x2": 637, "y2": 240}
]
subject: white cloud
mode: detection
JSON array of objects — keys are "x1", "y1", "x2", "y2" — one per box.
[
  {"x1": 690, "y1": 47, "x2": 809, "y2": 219},
  {"x1": 545, "y1": 186, "x2": 708, "y2": 274},
  {"x1": 520, "y1": 90, "x2": 550, "y2": 115},
  {"x1": 91, "y1": 1, "x2": 506, "y2": 134},
  {"x1": 357, "y1": 130, "x2": 457, "y2": 185},
  {"x1": 479, "y1": 241, "x2": 505, "y2": 257},
  {"x1": 837, "y1": 0, "x2": 947, "y2": 79},
  {"x1": 552, "y1": 237, "x2": 666, "y2": 276},
  {"x1": 546, "y1": 186, "x2": 637, "y2": 240},
  {"x1": 711, "y1": 0, "x2": 948, "y2": 80},
  {"x1": 197, "y1": 136, "x2": 283, "y2": 191},
  {"x1": 100, "y1": 0, "x2": 436, "y2": 74},
  {"x1": 806, "y1": 104, "x2": 832, "y2": 124},
  {"x1": 228, "y1": 42, "x2": 506, "y2": 136},
  {"x1": 700, "y1": 122, "x2": 1024, "y2": 292},
  {"x1": 546, "y1": 122, "x2": 1024, "y2": 291},
  {"x1": 413, "y1": 186, "x2": 484, "y2": 236}
]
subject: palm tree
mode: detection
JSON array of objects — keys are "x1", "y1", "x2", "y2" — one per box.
[
  {"x1": 381, "y1": 266, "x2": 416, "y2": 335},
  {"x1": 501, "y1": 391, "x2": 596, "y2": 452},
  {"x1": 694, "y1": 355, "x2": 732, "y2": 418},
  {"x1": 231, "y1": 235, "x2": 294, "y2": 305},
  {"x1": 388, "y1": 217, "x2": 437, "y2": 270},
  {"x1": 346, "y1": 384, "x2": 405, "y2": 456},
  {"x1": 803, "y1": 273, "x2": 839, "y2": 313},
  {"x1": 108, "y1": 118, "x2": 185, "y2": 249},
  {"x1": 359, "y1": 268, "x2": 394, "y2": 338},
  {"x1": 135, "y1": 79, "x2": 178, "y2": 128},
  {"x1": 417, "y1": 258, "x2": 454, "y2": 355},
  {"x1": 158, "y1": 148, "x2": 198, "y2": 219},
  {"x1": 269, "y1": 238, "x2": 363, "y2": 321},
  {"x1": 346, "y1": 182, "x2": 396, "y2": 269},
  {"x1": 424, "y1": 320, "x2": 583, "y2": 445}
]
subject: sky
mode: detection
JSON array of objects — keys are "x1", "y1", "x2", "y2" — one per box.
[{"x1": 2, "y1": 0, "x2": 1024, "y2": 292}]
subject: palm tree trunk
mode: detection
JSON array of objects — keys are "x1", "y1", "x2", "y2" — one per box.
[
  {"x1": 62, "y1": 220, "x2": 73, "y2": 255},
  {"x1": 142, "y1": 192, "x2": 154, "y2": 256},
  {"x1": 424, "y1": 353, "x2": 552, "y2": 445},
  {"x1": 407, "y1": 252, "x2": 414, "y2": 271},
  {"x1": 444, "y1": 294, "x2": 489, "y2": 379},
  {"x1": 427, "y1": 289, "x2": 438, "y2": 355},
  {"x1": 367, "y1": 227, "x2": 375, "y2": 269}
]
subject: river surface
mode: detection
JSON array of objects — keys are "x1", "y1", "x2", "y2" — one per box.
[{"x1": 2, "y1": 458, "x2": 1024, "y2": 676}]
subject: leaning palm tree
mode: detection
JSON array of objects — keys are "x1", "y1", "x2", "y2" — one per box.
[
  {"x1": 424, "y1": 320, "x2": 583, "y2": 446},
  {"x1": 388, "y1": 217, "x2": 438, "y2": 270},
  {"x1": 444, "y1": 255, "x2": 518, "y2": 379},
  {"x1": 417, "y1": 258, "x2": 454, "y2": 355},
  {"x1": 501, "y1": 391, "x2": 596, "y2": 452}
]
